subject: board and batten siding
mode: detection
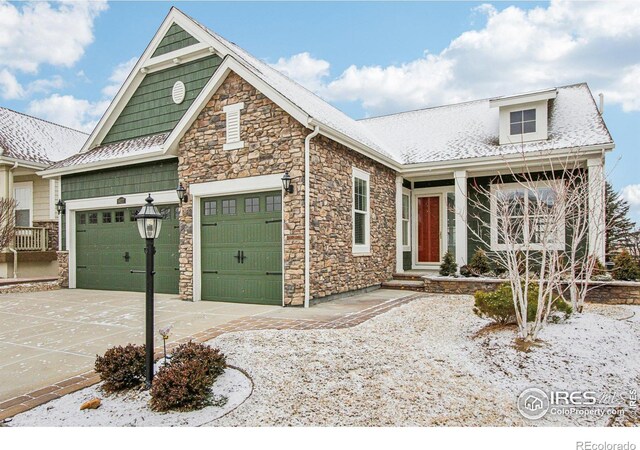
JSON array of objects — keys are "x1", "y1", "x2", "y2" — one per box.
[
  {"x1": 60, "y1": 160, "x2": 179, "y2": 249},
  {"x1": 151, "y1": 23, "x2": 199, "y2": 57},
  {"x1": 102, "y1": 55, "x2": 222, "y2": 145}
]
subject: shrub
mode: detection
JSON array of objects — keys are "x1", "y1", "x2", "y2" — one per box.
[
  {"x1": 439, "y1": 251, "x2": 458, "y2": 276},
  {"x1": 95, "y1": 344, "x2": 146, "y2": 393},
  {"x1": 467, "y1": 249, "x2": 493, "y2": 276},
  {"x1": 150, "y1": 342, "x2": 227, "y2": 412},
  {"x1": 474, "y1": 283, "x2": 572, "y2": 325},
  {"x1": 170, "y1": 341, "x2": 226, "y2": 380},
  {"x1": 150, "y1": 359, "x2": 213, "y2": 412},
  {"x1": 612, "y1": 250, "x2": 640, "y2": 281}
]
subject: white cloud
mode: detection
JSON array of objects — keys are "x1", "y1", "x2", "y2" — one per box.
[
  {"x1": 270, "y1": 52, "x2": 330, "y2": 92},
  {"x1": 0, "y1": 1, "x2": 108, "y2": 73},
  {"x1": 622, "y1": 185, "x2": 640, "y2": 207},
  {"x1": 27, "y1": 94, "x2": 109, "y2": 132},
  {"x1": 0, "y1": 69, "x2": 24, "y2": 99},
  {"x1": 101, "y1": 57, "x2": 137, "y2": 98},
  {"x1": 283, "y1": 0, "x2": 640, "y2": 116}
]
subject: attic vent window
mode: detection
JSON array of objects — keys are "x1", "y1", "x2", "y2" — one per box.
[
  {"x1": 172, "y1": 81, "x2": 186, "y2": 104},
  {"x1": 223, "y1": 102, "x2": 245, "y2": 151},
  {"x1": 510, "y1": 109, "x2": 536, "y2": 135}
]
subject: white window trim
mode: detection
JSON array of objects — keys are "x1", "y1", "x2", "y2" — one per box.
[
  {"x1": 222, "y1": 102, "x2": 245, "y2": 151},
  {"x1": 13, "y1": 181, "x2": 33, "y2": 227},
  {"x1": 498, "y1": 100, "x2": 549, "y2": 145},
  {"x1": 402, "y1": 188, "x2": 411, "y2": 251},
  {"x1": 490, "y1": 180, "x2": 565, "y2": 252},
  {"x1": 352, "y1": 167, "x2": 370, "y2": 255}
]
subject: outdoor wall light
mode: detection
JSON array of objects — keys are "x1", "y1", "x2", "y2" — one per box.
[
  {"x1": 176, "y1": 183, "x2": 189, "y2": 204},
  {"x1": 281, "y1": 170, "x2": 294, "y2": 194},
  {"x1": 56, "y1": 199, "x2": 65, "y2": 215}
]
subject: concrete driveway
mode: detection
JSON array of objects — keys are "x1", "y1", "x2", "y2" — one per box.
[{"x1": 0, "y1": 289, "x2": 279, "y2": 404}]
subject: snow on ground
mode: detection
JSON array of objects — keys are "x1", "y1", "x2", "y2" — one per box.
[
  {"x1": 9, "y1": 295, "x2": 639, "y2": 427},
  {"x1": 9, "y1": 368, "x2": 251, "y2": 427},
  {"x1": 211, "y1": 295, "x2": 639, "y2": 426}
]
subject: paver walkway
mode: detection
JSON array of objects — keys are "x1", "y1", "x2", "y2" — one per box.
[{"x1": 0, "y1": 288, "x2": 419, "y2": 420}]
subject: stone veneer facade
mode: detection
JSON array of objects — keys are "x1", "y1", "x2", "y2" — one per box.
[
  {"x1": 33, "y1": 220, "x2": 58, "y2": 251},
  {"x1": 177, "y1": 71, "x2": 397, "y2": 305}
]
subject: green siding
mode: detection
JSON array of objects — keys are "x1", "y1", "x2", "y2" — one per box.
[
  {"x1": 102, "y1": 55, "x2": 222, "y2": 144},
  {"x1": 61, "y1": 160, "x2": 178, "y2": 250},
  {"x1": 152, "y1": 23, "x2": 199, "y2": 57},
  {"x1": 403, "y1": 251, "x2": 412, "y2": 271}
]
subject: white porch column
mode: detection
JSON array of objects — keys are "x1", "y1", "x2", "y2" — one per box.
[
  {"x1": 587, "y1": 156, "x2": 606, "y2": 261},
  {"x1": 454, "y1": 170, "x2": 468, "y2": 269},
  {"x1": 395, "y1": 176, "x2": 404, "y2": 273}
]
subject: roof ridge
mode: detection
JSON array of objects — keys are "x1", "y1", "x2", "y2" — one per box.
[
  {"x1": 359, "y1": 82, "x2": 591, "y2": 122},
  {"x1": 0, "y1": 106, "x2": 89, "y2": 135}
]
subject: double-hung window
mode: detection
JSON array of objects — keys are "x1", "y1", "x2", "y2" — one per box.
[
  {"x1": 223, "y1": 102, "x2": 245, "y2": 151},
  {"x1": 402, "y1": 192, "x2": 410, "y2": 248},
  {"x1": 353, "y1": 168, "x2": 370, "y2": 254},
  {"x1": 491, "y1": 182, "x2": 564, "y2": 251}
]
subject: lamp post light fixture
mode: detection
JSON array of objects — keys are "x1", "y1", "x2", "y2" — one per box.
[
  {"x1": 176, "y1": 183, "x2": 188, "y2": 204},
  {"x1": 134, "y1": 194, "x2": 163, "y2": 388},
  {"x1": 281, "y1": 170, "x2": 294, "y2": 194},
  {"x1": 56, "y1": 199, "x2": 65, "y2": 215}
]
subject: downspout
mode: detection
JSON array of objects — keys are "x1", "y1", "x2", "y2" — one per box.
[
  {"x1": 8, "y1": 162, "x2": 18, "y2": 278},
  {"x1": 304, "y1": 125, "x2": 320, "y2": 308}
]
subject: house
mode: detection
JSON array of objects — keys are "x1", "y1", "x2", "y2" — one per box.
[
  {"x1": 41, "y1": 8, "x2": 614, "y2": 306},
  {"x1": 0, "y1": 107, "x2": 87, "y2": 278}
]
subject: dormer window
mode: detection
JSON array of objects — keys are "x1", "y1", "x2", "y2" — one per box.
[
  {"x1": 510, "y1": 109, "x2": 536, "y2": 135},
  {"x1": 490, "y1": 88, "x2": 556, "y2": 145}
]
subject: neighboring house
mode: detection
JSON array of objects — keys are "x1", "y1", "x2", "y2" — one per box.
[
  {"x1": 0, "y1": 107, "x2": 87, "y2": 278},
  {"x1": 42, "y1": 8, "x2": 614, "y2": 306}
]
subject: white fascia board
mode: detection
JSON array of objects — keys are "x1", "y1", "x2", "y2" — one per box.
[
  {"x1": 399, "y1": 144, "x2": 615, "y2": 177},
  {"x1": 37, "y1": 151, "x2": 175, "y2": 179},
  {"x1": 307, "y1": 119, "x2": 402, "y2": 172},
  {"x1": 164, "y1": 57, "x2": 310, "y2": 155},
  {"x1": 489, "y1": 89, "x2": 557, "y2": 108},
  {"x1": 0, "y1": 157, "x2": 48, "y2": 171}
]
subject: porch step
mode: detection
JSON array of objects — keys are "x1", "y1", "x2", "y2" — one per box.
[
  {"x1": 381, "y1": 279, "x2": 425, "y2": 292},
  {"x1": 391, "y1": 273, "x2": 425, "y2": 282}
]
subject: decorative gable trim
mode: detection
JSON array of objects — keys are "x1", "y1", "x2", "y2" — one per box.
[{"x1": 152, "y1": 22, "x2": 199, "y2": 57}]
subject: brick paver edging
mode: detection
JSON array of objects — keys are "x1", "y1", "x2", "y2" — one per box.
[{"x1": 0, "y1": 293, "x2": 423, "y2": 421}]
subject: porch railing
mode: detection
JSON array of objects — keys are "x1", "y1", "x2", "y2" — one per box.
[{"x1": 14, "y1": 227, "x2": 48, "y2": 251}]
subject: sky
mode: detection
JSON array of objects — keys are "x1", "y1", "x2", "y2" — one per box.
[{"x1": 1, "y1": 0, "x2": 639, "y2": 223}]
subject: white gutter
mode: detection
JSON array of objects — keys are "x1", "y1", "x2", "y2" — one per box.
[{"x1": 304, "y1": 125, "x2": 320, "y2": 308}]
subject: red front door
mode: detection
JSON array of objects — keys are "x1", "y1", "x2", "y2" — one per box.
[{"x1": 418, "y1": 196, "x2": 440, "y2": 263}]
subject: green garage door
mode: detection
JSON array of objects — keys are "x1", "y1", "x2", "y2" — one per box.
[
  {"x1": 75, "y1": 205, "x2": 179, "y2": 294},
  {"x1": 201, "y1": 191, "x2": 282, "y2": 305}
]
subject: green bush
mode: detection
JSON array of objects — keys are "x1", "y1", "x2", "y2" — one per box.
[
  {"x1": 150, "y1": 342, "x2": 226, "y2": 412},
  {"x1": 612, "y1": 250, "x2": 640, "y2": 281},
  {"x1": 474, "y1": 283, "x2": 572, "y2": 325},
  {"x1": 439, "y1": 251, "x2": 458, "y2": 276},
  {"x1": 467, "y1": 249, "x2": 493, "y2": 276},
  {"x1": 95, "y1": 344, "x2": 146, "y2": 393}
]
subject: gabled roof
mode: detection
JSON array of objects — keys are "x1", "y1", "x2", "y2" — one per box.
[
  {"x1": 359, "y1": 83, "x2": 613, "y2": 165},
  {"x1": 42, "y1": 8, "x2": 614, "y2": 177},
  {"x1": 0, "y1": 107, "x2": 87, "y2": 167}
]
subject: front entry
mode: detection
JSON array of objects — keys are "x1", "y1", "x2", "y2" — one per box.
[
  {"x1": 200, "y1": 191, "x2": 282, "y2": 305},
  {"x1": 417, "y1": 196, "x2": 440, "y2": 263}
]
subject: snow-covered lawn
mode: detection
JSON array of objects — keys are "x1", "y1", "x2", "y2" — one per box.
[{"x1": 9, "y1": 295, "x2": 640, "y2": 426}]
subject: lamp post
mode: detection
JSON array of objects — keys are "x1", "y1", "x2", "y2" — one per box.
[{"x1": 134, "y1": 194, "x2": 163, "y2": 387}]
